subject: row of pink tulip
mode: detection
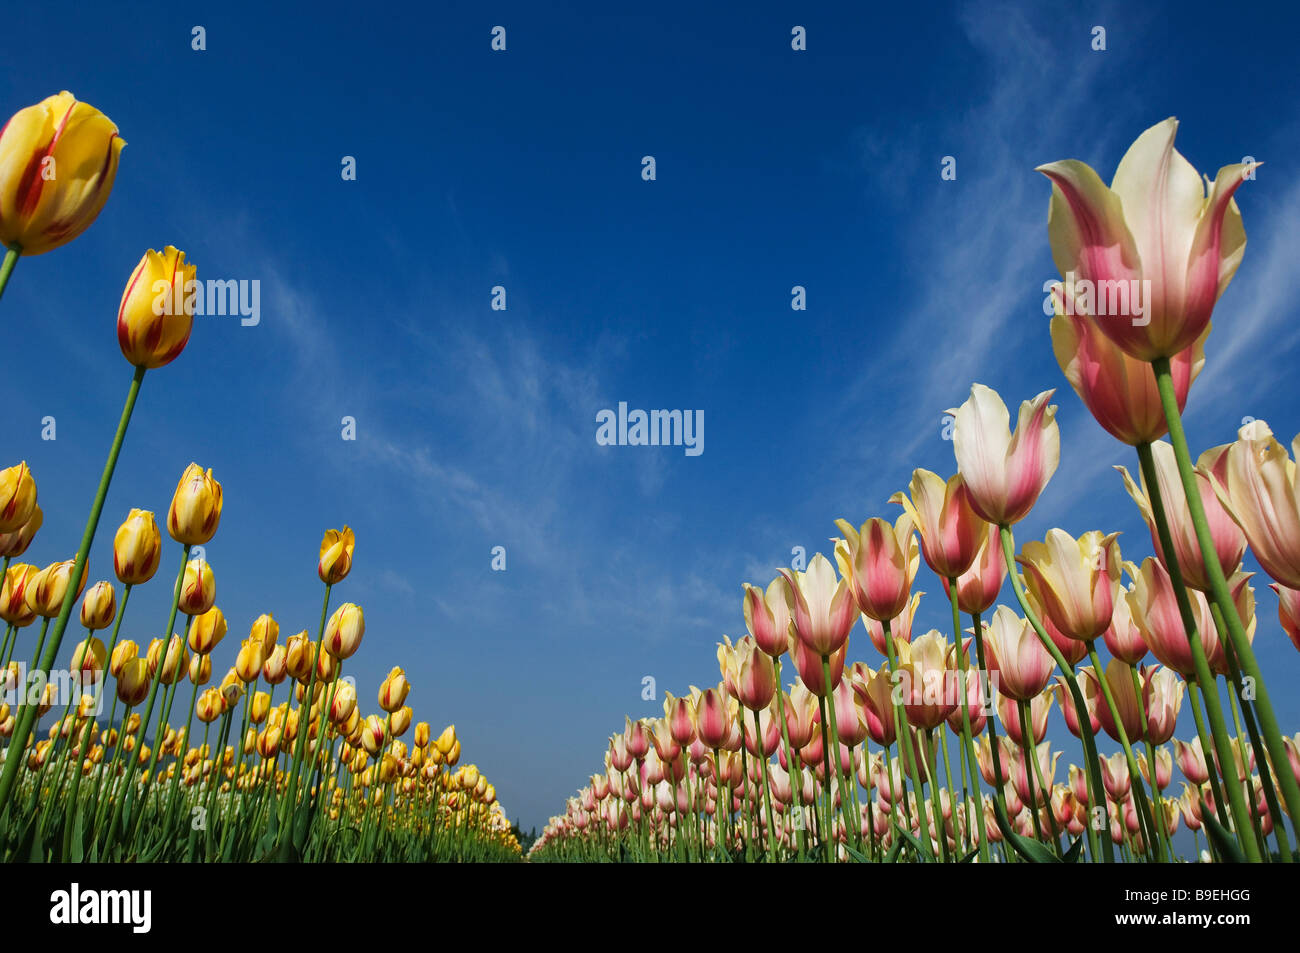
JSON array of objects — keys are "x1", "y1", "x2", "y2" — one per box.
[{"x1": 530, "y1": 119, "x2": 1300, "y2": 863}]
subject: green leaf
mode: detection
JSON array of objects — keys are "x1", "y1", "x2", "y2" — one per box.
[
  {"x1": 1062, "y1": 837, "x2": 1086, "y2": 863},
  {"x1": 842, "y1": 842, "x2": 871, "y2": 863},
  {"x1": 894, "y1": 827, "x2": 932, "y2": 862},
  {"x1": 1202, "y1": 813, "x2": 1246, "y2": 864},
  {"x1": 991, "y1": 797, "x2": 1060, "y2": 863}
]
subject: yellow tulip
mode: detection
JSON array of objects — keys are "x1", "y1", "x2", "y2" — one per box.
[
  {"x1": 166, "y1": 463, "x2": 222, "y2": 546},
  {"x1": 261, "y1": 644, "x2": 288, "y2": 685},
  {"x1": 284, "y1": 631, "x2": 313, "y2": 682},
  {"x1": 117, "y1": 246, "x2": 196, "y2": 369},
  {"x1": 147, "y1": 634, "x2": 188, "y2": 685},
  {"x1": 0, "y1": 563, "x2": 39, "y2": 627},
  {"x1": 109, "y1": 638, "x2": 138, "y2": 678},
  {"x1": 78, "y1": 580, "x2": 116, "y2": 630},
  {"x1": 0, "y1": 92, "x2": 124, "y2": 256},
  {"x1": 178, "y1": 558, "x2": 215, "y2": 616},
  {"x1": 435, "y1": 724, "x2": 457, "y2": 756},
  {"x1": 188, "y1": 605, "x2": 227, "y2": 654},
  {"x1": 25, "y1": 558, "x2": 87, "y2": 618},
  {"x1": 250, "y1": 613, "x2": 279, "y2": 654},
  {"x1": 196, "y1": 687, "x2": 224, "y2": 724},
  {"x1": 219, "y1": 668, "x2": 244, "y2": 707},
  {"x1": 323, "y1": 602, "x2": 364, "y2": 659},
  {"x1": 329, "y1": 680, "x2": 357, "y2": 725},
  {"x1": 0, "y1": 502, "x2": 41, "y2": 558},
  {"x1": 0, "y1": 463, "x2": 37, "y2": 535},
  {"x1": 115, "y1": 657, "x2": 150, "y2": 706},
  {"x1": 70, "y1": 636, "x2": 106, "y2": 685},
  {"x1": 112, "y1": 508, "x2": 161, "y2": 586},
  {"x1": 389, "y1": 705, "x2": 412, "y2": 738},
  {"x1": 234, "y1": 638, "x2": 264, "y2": 683},
  {"x1": 318, "y1": 527, "x2": 355, "y2": 585},
  {"x1": 378, "y1": 666, "x2": 409, "y2": 713},
  {"x1": 250, "y1": 691, "x2": 271, "y2": 724},
  {"x1": 188, "y1": 651, "x2": 211, "y2": 686}
]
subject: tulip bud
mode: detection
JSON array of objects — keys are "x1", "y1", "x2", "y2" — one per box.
[
  {"x1": 0, "y1": 563, "x2": 39, "y2": 627},
  {"x1": 948, "y1": 385, "x2": 1059, "y2": 526},
  {"x1": 361, "y1": 714, "x2": 386, "y2": 756},
  {"x1": 435, "y1": 724, "x2": 457, "y2": 756},
  {"x1": 249, "y1": 613, "x2": 278, "y2": 654},
  {"x1": 340, "y1": 707, "x2": 360, "y2": 739},
  {"x1": 70, "y1": 636, "x2": 106, "y2": 686},
  {"x1": 178, "y1": 558, "x2": 215, "y2": 616},
  {"x1": 262, "y1": 644, "x2": 288, "y2": 685},
  {"x1": 118, "y1": 246, "x2": 196, "y2": 369},
  {"x1": 167, "y1": 464, "x2": 222, "y2": 546},
  {"x1": 257, "y1": 725, "x2": 282, "y2": 759},
  {"x1": 188, "y1": 605, "x2": 227, "y2": 654},
  {"x1": 147, "y1": 634, "x2": 188, "y2": 685},
  {"x1": 284, "y1": 632, "x2": 313, "y2": 682},
  {"x1": 390, "y1": 706, "x2": 412, "y2": 738},
  {"x1": 249, "y1": 691, "x2": 271, "y2": 724},
  {"x1": 318, "y1": 527, "x2": 355, "y2": 585},
  {"x1": 0, "y1": 92, "x2": 124, "y2": 256},
  {"x1": 115, "y1": 657, "x2": 150, "y2": 706},
  {"x1": 315, "y1": 645, "x2": 338, "y2": 683},
  {"x1": 234, "y1": 638, "x2": 264, "y2": 683},
  {"x1": 323, "y1": 602, "x2": 364, "y2": 659},
  {"x1": 378, "y1": 666, "x2": 409, "y2": 713},
  {"x1": 196, "y1": 688, "x2": 224, "y2": 723},
  {"x1": 219, "y1": 669, "x2": 244, "y2": 707},
  {"x1": 78, "y1": 581, "x2": 117, "y2": 631},
  {"x1": 25, "y1": 558, "x2": 88, "y2": 618},
  {"x1": 0, "y1": 503, "x2": 42, "y2": 558},
  {"x1": 0, "y1": 463, "x2": 37, "y2": 535},
  {"x1": 330, "y1": 680, "x2": 357, "y2": 725},
  {"x1": 188, "y1": 651, "x2": 211, "y2": 686},
  {"x1": 414, "y1": 722, "x2": 430, "y2": 748},
  {"x1": 112, "y1": 509, "x2": 161, "y2": 585},
  {"x1": 109, "y1": 639, "x2": 138, "y2": 678}
]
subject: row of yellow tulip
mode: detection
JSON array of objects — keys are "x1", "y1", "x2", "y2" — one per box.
[{"x1": 0, "y1": 90, "x2": 520, "y2": 861}]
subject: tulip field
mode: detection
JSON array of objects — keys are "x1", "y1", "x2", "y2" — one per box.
[
  {"x1": 1, "y1": 25, "x2": 1298, "y2": 894},
  {"x1": 528, "y1": 121, "x2": 1300, "y2": 866},
  {"x1": 0, "y1": 97, "x2": 518, "y2": 863}
]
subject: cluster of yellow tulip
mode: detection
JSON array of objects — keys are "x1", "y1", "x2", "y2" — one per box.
[
  {"x1": 532, "y1": 119, "x2": 1300, "y2": 864},
  {"x1": 0, "y1": 92, "x2": 519, "y2": 862}
]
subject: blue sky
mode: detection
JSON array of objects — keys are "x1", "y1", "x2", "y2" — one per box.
[{"x1": 3, "y1": 1, "x2": 1300, "y2": 836}]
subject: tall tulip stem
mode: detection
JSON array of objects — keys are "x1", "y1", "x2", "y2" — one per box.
[
  {"x1": 0, "y1": 365, "x2": 146, "y2": 812},
  {"x1": 1151, "y1": 356, "x2": 1300, "y2": 836},
  {"x1": 883, "y1": 621, "x2": 935, "y2": 859},
  {"x1": 998, "y1": 524, "x2": 1114, "y2": 862},
  {"x1": 949, "y1": 579, "x2": 990, "y2": 862},
  {"x1": 1216, "y1": 612, "x2": 1290, "y2": 861},
  {"x1": 0, "y1": 244, "x2": 20, "y2": 305},
  {"x1": 279, "y1": 582, "x2": 331, "y2": 840},
  {"x1": 1134, "y1": 440, "x2": 1247, "y2": 843},
  {"x1": 1083, "y1": 645, "x2": 1163, "y2": 860},
  {"x1": 771, "y1": 659, "x2": 807, "y2": 859}
]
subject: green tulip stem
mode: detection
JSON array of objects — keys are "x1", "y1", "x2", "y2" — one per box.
[
  {"x1": 0, "y1": 365, "x2": 145, "y2": 811},
  {"x1": 998, "y1": 525, "x2": 1114, "y2": 862},
  {"x1": 1152, "y1": 355, "x2": 1300, "y2": 833},
  {"x1": 0, "y1": 244, "x2": 20, "y2": 305}
]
